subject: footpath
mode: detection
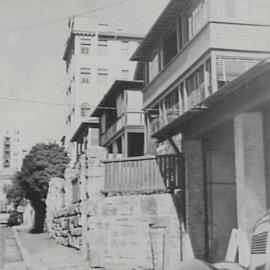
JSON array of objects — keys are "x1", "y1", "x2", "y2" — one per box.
[
  {"x1": 13, "y1": 226, "x2": 90, "y2": 270},
  {"x1": 0, "y1": 226, "x2": 27, "y2": 270}
]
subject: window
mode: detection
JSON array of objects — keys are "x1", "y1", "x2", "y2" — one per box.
[
  {"x1": 205, "y1": 59, "x2": 212, "y2": 95},
  {"x1": 179, "y1": 82, "x2": 185, "y2": 114},
  {"x1": 120, "y1": 69, "x2": 129, "y2": 80},
  {"x1": 163, "y1": 27, "x2": 178, "y2": 66},
  {"x1": 98, "y1": 68, "x2": 108, "y2": 85},
  {"x1": 216, "y1": 57, "x2": 261, "y2": 89},
  {"x1": 80, "y1": 67, "x2": 91, "y2": 84},
  {"x1": 3, "y1": 160, "x2": 10, "y2": 168},
  {"x1": 186, "y1": 65, "x2": 205, "y2": 108},
  {"x1": 3, "y1": 151, "x2": 10, "y2": 160},
  {"x1": 149, "y1": 104, "x2": 160, "y2": 134},
  {"x1": 98, "y1": 39, "x2": 108, "y2": 56},
  {"x1": 149, "y1": 52, "x2": 160, "y2": 82},
  {"x1": 80, "y1": 102, "x2": 91, "y2": 117},
  {"x1": 185, "y1": 0, "x2": 208, "y2": 40},
  {"x1": 164, "y1": 87, "x2": 179, "y2": 123},
  {"x1": 4, "y1": 137, "x2": 10, "y2": 143},
  {"x1": 80, "y1": 37, "x2": 91, "y2": 54},
  {"x1": 121, "y1": 41, "x2": 129, "y2": 57},
  {"x1": 116, "y1": 137, "x2": 122, "y2": 154}
]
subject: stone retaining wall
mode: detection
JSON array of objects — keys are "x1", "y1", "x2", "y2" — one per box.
[
  {"x1": 86, "y1": 193, "x2": 184, "y2": 270},
  {"x1": 46, "y1": 146, "x2": 191, "y2": 270},
  {"x1": 50, "y1": 203, "x2": 83, "y2": 249}
]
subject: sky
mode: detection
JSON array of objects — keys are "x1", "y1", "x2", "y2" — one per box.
[{"x1": 0, "y1": 0, "x2": 169, "y2": 150}]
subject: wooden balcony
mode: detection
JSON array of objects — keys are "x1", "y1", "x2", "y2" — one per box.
[
  {"x1": 149, "y1": 85, "x2": 205, "y2": 136},
  {"x1": 100, "y1": 111, "x2": 144, "y2": 146},
  {"x1": 102, "y1": 154, "x2": 184, "y2": 194}
]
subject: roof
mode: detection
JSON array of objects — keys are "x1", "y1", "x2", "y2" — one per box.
[
  {"x1": 70, "y1": 118, "x2": 99, "y2": 142},
  {"x1": 152, "y1": 57, "x2": 270, "y2": 140},
  {"x1": 91, "y1": 80, "x2": 144, "y2": 117},
  {"x1": 131, "y1": 0, "x2": 186, "y2": 61}
]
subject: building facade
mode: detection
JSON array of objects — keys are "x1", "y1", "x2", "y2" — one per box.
[
  {"x1": 92, "y1": 80, "x2": 144, "y2": 158},
  {"x1": 131, "y1": 0, "x2": 270, "y2": 264},
  {"x1": 131, "y1": 0, "x2": 270, "y2": 154},
  {"x1": 0, "y1": 129, "x2": 21, "y2": 172},
  {"x1": 0, "y1": 129, "x2": 23, "y2": 213},
  {"x1": 63, "y1": 17, "x2": 143, "y2": 163}
]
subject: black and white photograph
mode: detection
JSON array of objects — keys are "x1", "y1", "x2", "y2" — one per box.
[{"x1": 0, "y1": 0, "x2": 270, "y2": 269}]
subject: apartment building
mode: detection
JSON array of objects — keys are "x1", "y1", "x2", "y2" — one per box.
[
  {"x1": 63, "y1": 17, "x2": 143, "y2": 162},
  {"x1": 0, "y1": 129, "x2": 22, "y2": 172},
  {"x1": 0, "y1": 129, "x2": 22, "y2": 213},
  {"x1": 131, "y1": 0, "x2": 270, "y2": 263}
]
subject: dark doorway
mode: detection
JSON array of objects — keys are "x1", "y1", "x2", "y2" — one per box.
[{"x1": 128, "y1": 133, "x2": 144, "y2": 157}]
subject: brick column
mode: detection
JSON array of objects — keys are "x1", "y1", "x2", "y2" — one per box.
[
  {"x1": 234, "y1": 112, "x2": 267, "y2": 234},
  {"x1": 182, "y1": 139, "x2": 207, "y2": 260}
]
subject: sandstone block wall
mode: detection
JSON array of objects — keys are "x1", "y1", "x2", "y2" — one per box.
[
  {"x1": 46, "y1": 146, "x2": 189, "y2": 269},
  {"x1": 86, "y1": 193, "x2": 184, "y2": 270},
  {"x1": 46, "y1": 177, "x2": 65, "y2": 235},
  {"x1": 50, "y1": 203, "x2": 83, "y2": 249}
]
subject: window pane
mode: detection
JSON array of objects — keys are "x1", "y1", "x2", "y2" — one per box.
[
  {"x1": 80, "y1": 37, "x2": 91, "y2": 54},
  {"x1": 216, "y1": 56, "x2": 261, "y2": 88},
  {"x1": 80, "y1": 67, "x2": 91, "y2": 84},
  {"x1": 186, "y1": 65, "x2": 205, "y2": 108},
  {"x1": 149, "y1": 53, "x2": 159, "y2": 82},
  {"x1": 187, "y1": 0, "x2": 208, "y2": 40}
]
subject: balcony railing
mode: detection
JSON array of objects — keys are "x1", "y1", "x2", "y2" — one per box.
[
  {"x1": 100, "y1": 111, "x2": 144, "y2": 145},
  {"x1": 102, "y1": 154, "x2": 184, "y2": 194}
]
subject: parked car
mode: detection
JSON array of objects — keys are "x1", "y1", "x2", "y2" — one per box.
[
  {"x1": 0, "y1": 212, "x2": 9, "y2": 225},
  {"x1": 7, "y1": 210, "x2": 23, "y2": 227}
]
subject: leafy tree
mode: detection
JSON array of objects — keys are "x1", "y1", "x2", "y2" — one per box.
[
  {"x1": 3, "y1": 176, "x2": 24, "y2": 208},
  {"x1": 5, "y1": 143, "x2": 69, "y2": 233}
]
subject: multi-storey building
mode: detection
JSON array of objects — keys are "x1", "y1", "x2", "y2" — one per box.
[
  {"x1": 63, "y1": 17, "x2": 143, "y2": 162},
  {"x1": 0, "y1": 129, "x2": 21, "y2": 172},
  {"x1": 92, "y1": 80, "x2": 144, "y2": 158},
  {"x1": 131, "y1": 0, "x2": 270, "y2": 263},
  {"x1": 0, "y1": 129, "x2": 23, "y2": 213}
]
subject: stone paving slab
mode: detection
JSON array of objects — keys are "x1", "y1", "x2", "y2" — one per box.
[{"x1": 0, "y1": 226, "x2": 24, "y2": 270}]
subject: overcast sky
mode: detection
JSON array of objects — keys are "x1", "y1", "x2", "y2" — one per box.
[{"x1": 0, "y1": 0, "x2": 169, "y2": 150}]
